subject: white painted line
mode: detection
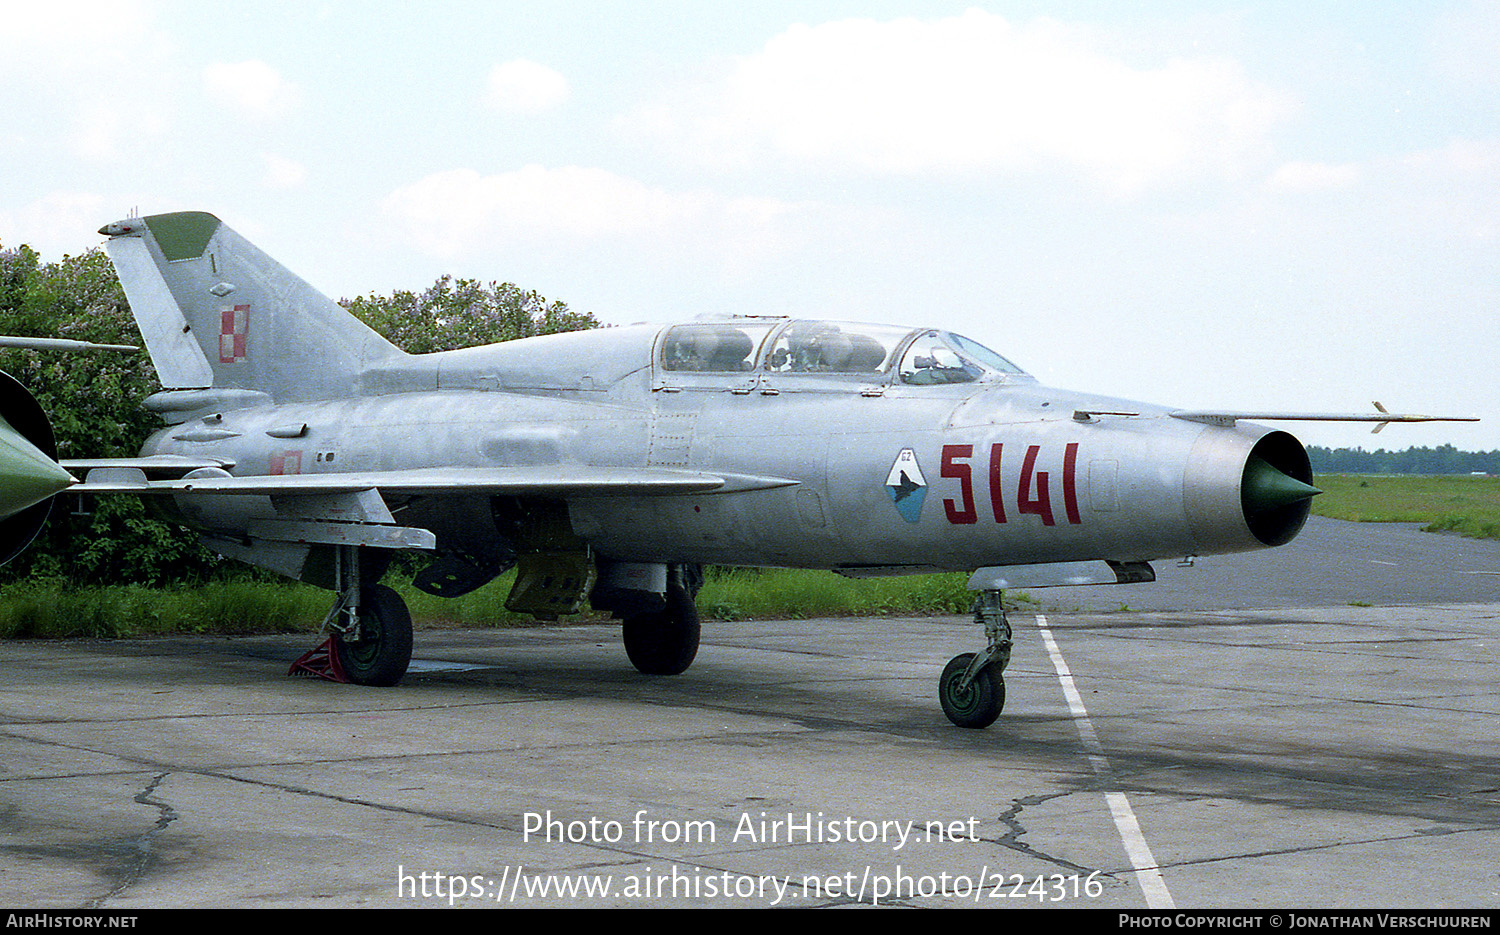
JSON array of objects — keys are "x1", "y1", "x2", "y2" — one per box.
[
  {"x1": 1036, "y1": 614, "x2": 1175, "y2": 910},
  {"x1": 406, "y1": 659, "x2": 492, "y2": 673},
  {"x1": 1104, "y1": 792, "x2": 1175, "y2": 910}
]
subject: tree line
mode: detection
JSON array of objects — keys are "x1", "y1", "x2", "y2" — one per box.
[
  {"x1": 0, "y1": 242, "x2": 595, "y2": 586},
  {"x1": 1307, "y1": 445, "x2": 1499, "y2": 475}
]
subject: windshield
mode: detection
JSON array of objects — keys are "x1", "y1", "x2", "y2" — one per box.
[{"x1": 898, "y1": 331, "x2": 1023, "y2": 385}]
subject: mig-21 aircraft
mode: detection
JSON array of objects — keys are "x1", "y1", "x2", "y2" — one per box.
[
  {"x1": 0, "y1": 367, "x2": 74, "y2": 566},
  {"x1": 0, "y1": 336, "x2": 141, "y2": 565},
  {"x1": 15, "y1": 210, "x2": 1472, "y2": 728}
]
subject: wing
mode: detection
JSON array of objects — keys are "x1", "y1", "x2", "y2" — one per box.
[
  {"x1": 0, "y1": 337, "x2": 139, "y2": 352},
  {"x1": 1169, "y1": 402, "x2": 1479, "y2": 434},
  {"x1": 70, "y1": 464, "x2": 797, "y2": 497},
  {"x1": 61, "y1": 455, "x2": 236, "y2": 475},
  {"x1": 69, "y1": 464, "x2": 797, "y2": 553}
]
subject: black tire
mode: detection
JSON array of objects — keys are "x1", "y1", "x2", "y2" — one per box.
[
  {"x1": 622, "y1": 588, "x2": 700, "y2": 675},
  {"x1": 939, "y1": 653, "x2": 1004, "y2": 729},
  {"x1": 334, "y1": 584, "x2": 413, "y2": 687}
]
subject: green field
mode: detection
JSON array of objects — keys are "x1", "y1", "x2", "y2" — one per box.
[
  {"x1": 2, "y1": 473, "x2": 1492, "y2": 638},
  {"x1": 1311, "y1": 473, "x2": 1500, "y2": 540}
]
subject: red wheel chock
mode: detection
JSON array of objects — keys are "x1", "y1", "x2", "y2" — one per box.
[{"x1": 288, "y1": 636, "x2": 350, "y2": 682}]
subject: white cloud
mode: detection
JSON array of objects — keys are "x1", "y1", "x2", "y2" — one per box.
[
  {"x1": 0, "y1": 0, "x2": 174, "y2": 160},
  {"x1": 0, "y1": 192, "x2": 109, "y2": 257},
  {"x1": 203, "y1": 60, "x2": 300, "y2": 119},
  {"x1": 261, "y1": 153, "x2": 308, "y2": 189},
  {"x1": 1400, "y1": 138, "x2": 1500, "y2": 176},
  {"x1": 381, "y1": 165, "x2": 804, "y2": 268},
  {"x1": 384, "y1": 166, "x2": 692, "y2": 253},
  {"x1": 1276, "y1": 140, "x2": 1500, "y2": 239},
  {"x1": 1266, "y1": 142, "x2": 1500, "y2": 209},
  {"x1": 1266, "y1": 161, "x2": 1361, "y2": 192},
  {"x1": 484, "y1": 59, "x2": 570, "y2": 114},
  {"x1": 634, "y1": 10, "x2": 1292, "y2": 194}
]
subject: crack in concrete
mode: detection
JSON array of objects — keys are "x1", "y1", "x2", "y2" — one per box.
[
  {"x1": 1158, "y1": 823, "x2": 1496, "y2": 871},
  {"x1": 0, "y1": 772, "x2": 182, "y2": 910},
  {"x1": 84, "y1": 772, "x2": 177, "y2": 909},
  {"x1": 993, "y1": 791, "x2": 1106, "y2": 876}
]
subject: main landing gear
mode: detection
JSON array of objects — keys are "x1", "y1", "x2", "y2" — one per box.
[
  {"x1": 623, "y1": 584, "x2": 700, "y2": 675},
  {"x1": 331, "y1": 582, "x2": 413, "y2": 686},
  {"x1": 615, "y1": 564, "x2": 702, "y2": 676},
  {"x1": 939, "y1": 589, "x2": 1011, "y2": 729},
  {"x1": 292, "y1": 545, "x2": 413, "y2": 686}
]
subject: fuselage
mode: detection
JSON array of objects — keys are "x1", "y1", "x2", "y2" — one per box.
[{"x1": 140, "y1": 320, "x2": 1312, "y2": 575}]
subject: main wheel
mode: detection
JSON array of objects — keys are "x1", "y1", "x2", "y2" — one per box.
[
  {"x1": 939, "y1": 653, "x2": 1004, "y2": 728},
  {"x1": 335, "y1": 584, "x2": 413, "y2": 687},
  {"x1": 622, "y1": 587, "x2": 700, "y2": 675}
]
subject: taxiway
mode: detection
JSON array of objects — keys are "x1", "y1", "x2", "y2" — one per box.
[{"x1": 0, "y1": 519, "x2": 1495, "y2": 908}]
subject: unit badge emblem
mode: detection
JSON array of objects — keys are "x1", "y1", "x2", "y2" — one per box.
[{"x1": 885, "y1": 448, "x2": 927, "y2": 524}]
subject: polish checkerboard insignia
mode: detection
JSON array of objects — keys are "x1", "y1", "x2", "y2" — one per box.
[
  {"x1": 219, "y1": 304, "x2": 249, "y2": 363},
  {"x1": 886, "y1": 448, "x2": 927, "y2": 524}
]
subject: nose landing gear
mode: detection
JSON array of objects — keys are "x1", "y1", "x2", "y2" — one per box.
[{"x1": 939, "y1": 589, "x2": 1011, "y2": 728}]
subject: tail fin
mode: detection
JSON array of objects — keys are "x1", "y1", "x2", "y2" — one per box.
[{"x1": 100, "y1": 211, "x2": 404, "y2": 403}]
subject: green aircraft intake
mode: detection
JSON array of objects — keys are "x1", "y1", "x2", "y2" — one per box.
[
  {"x1": 1242, "y1": 455, "x2": 1322, "y2": 516},
  {"x1": 0, "y1": 413, "x2": 73, "y2": 521}
]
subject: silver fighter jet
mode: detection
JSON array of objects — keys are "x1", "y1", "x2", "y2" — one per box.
[
  {"x1": 0, "y1": 338, "x2": 141, "y2": 564},
  {"x1": 66, "y1": 211, "x2": 1471, "y2": 727}
]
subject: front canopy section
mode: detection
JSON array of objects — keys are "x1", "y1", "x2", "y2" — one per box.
[{"x1": 656, "y1": 318, "x2": 1026, "y2": 386}]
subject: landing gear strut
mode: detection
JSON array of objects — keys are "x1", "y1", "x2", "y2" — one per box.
[
  {"x1": 621, "y1": 565, "x2": 700, "y2": 676},
  {"x1": 325, "y1": 545, "x2": 412, "y2": 686},
  {"x1": 939, "y1": 589, "x2": 1011, "y2": 728}
]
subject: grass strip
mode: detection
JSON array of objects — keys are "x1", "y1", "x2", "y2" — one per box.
[
  {"x1": 1311, "y1": 474, "x2": 1500, "y2": 540},
  {"x1": 0, "y1": 568, "x2": 986, "y2": 639}
]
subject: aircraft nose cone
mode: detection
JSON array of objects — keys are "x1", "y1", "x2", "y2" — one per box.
[
  {"x1": 1242, "y1": 454, "x2": 1321, "y2": 515},
  {"x1": 0, "y1": 415, "x2": 73, "y2": 520}
]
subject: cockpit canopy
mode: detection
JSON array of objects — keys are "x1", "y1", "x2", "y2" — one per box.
[{"x1": 659, "y1": 319, "x2": 1024, "y2": 385}]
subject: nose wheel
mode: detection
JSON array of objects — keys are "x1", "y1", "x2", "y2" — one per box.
[
  {"x1": 939, "y1": 653, "x2": 1005, "y2": 728},
  {"x1": 939, "y1": 589, "x2": 1011, "y2": 728}
]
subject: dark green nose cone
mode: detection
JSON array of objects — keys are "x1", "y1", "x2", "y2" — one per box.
[
  {"x1": 1242, "y1": 455, "x2": 1321, "y2": 515},
  {"x1": 0, "y1": 414, "x2": 72, "y2": 521}
]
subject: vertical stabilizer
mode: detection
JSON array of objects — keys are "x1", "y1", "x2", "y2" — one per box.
[{"x1": 100, "y1": 212, "x2": 405, "y2": 402}]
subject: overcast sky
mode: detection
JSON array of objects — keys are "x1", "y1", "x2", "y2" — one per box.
[{"x1": 2, "y1": 1, "x2": 1495, "y2": 449}]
